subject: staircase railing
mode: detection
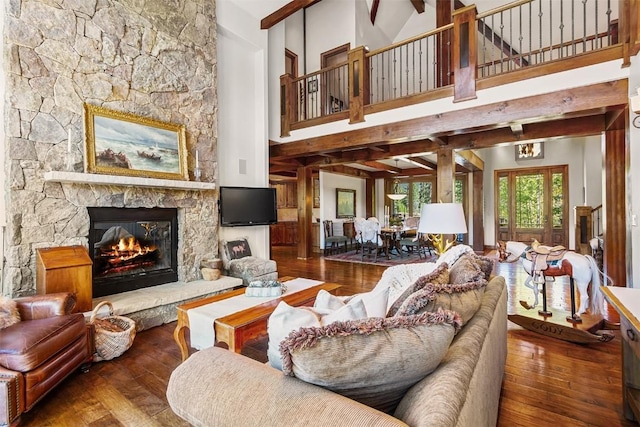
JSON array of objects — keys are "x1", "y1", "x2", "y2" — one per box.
[{"x1": 280, "y1": 0, "x2": 632, "y2": 136}]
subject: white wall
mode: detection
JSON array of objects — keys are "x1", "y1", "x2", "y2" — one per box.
[
  {"x1": 217, "y1": 1, "x2": 271, "y2": 260},
  {"x1": 393, "y1": 2, "x2": 436, "y2": 43},
  {"x1": 284, "y1": 10, "x2": 305, "y2": 72},
  {"x1": 319, "y1": 171, "x2": 366, "y2": 247},
  {"x1": 355, "y1": 0, "x2": 392, "y2": 51},
  {"x1": 305, "y1": 0, "x2": 356, "y2": 70}
]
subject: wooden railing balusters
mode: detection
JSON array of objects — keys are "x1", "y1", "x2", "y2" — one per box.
[{"x1": 280, "y1": 0, "x2": 634, "y2": 136}]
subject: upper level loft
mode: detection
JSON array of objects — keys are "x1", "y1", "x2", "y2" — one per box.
[{"x1": 270, "y1": 0, "x2": 638, "y2": 178}]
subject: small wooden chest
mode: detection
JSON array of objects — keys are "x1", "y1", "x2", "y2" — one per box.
[{"x1": 36, "y1": 246, "x2": 93, "y2": 313}]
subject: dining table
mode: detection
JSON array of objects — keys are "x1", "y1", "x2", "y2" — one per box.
[{"x1": 379, "y1": 226, "x2": 417, "y2": 259}]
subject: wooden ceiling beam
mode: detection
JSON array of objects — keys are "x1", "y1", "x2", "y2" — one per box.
[
  {"x1": 605, "y1": 108, "x2": 626, "y2": 130},
  {"x1": 261, "y1": 0, "x2": 321, "y2": 30},
  {"x1": 449, "y1": 115, "x2": 607, "y2": 149},
  {"x1": 269, "y1": 80, "x2": 627, "y2": 159},
  {"x1": 405, "y1": 156, "x2": 436, "y2": 169},
  {"x1": 271, "y1": 113, "x2": 611, "y2": 176},
  {"x1": 455, "y1": 150, "x2": 484, "y2": 171},
  {"x1": 370, "y1": 0, "x2": 380, "y2": 24},
  {"x1": 362, "y1": 160, "x2": 401, "y2": 173},
  {"x1": 320, "y1": 164, "x2": 372, "y2": 178},
  {"x1": 410, "y1": 0, "x2": 425, "y2": 14}
]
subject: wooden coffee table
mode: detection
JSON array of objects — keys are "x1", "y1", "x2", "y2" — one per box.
[{"x1": 174, "y1": 277, "x2": 341, "y2": 361}]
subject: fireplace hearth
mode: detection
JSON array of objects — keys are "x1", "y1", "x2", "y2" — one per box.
[{"x1": 88, "y1": 207, "x2": 178, "y2": 298}]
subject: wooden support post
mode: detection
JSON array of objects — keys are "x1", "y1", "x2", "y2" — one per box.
[
  {"x1": 436, "y1": 0, "x2": 452, "y2": 88},
  {"x1": 604, "y1": 125, "x2": 627, "y2": 288},
  {"x1": 436, "y1": 147, "x2": 455, "y2": 203},
  {"x1": 280, "y1": 74, "x2": 292, "y2": 137},
  {"x1": 472, "y1": 170, "x2": 484, "y2": 252},
  {"x1": 297, "y1": 166, "x2": 313, "y2": 259},
  {"x1": 365, "y1": 177, "x2": 375, "y2": 219},
  {"x1": 348, "y1": 46, "x2": 366, "y2": 124},
  {"x1": 452, "y1": 5, "x2": 477, "y2": 102}
]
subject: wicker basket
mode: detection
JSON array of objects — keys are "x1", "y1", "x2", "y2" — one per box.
[{"x1": 90, "y1": 301, "x2": 136, "y2": 362}]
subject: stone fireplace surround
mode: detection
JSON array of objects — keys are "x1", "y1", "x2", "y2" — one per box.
[{"x1": 36, "y1": 171, "x2": 243, "y2": 330}]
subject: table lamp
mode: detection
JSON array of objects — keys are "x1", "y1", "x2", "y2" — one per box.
[{"x1": 418, "y1": 203, "x2": 468, "y2": 255}]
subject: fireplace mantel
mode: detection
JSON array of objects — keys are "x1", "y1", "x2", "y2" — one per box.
[{"x1": 44, "y1": 171, "x2": 216, "y2": 191}]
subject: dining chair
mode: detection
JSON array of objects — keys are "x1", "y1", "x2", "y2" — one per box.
[
  {"x1": 355, "y1": 218, "x2": 386, "y2": 262},
  {"x1": 323, "y1": 220, "x2": 348, "y2": 255}
]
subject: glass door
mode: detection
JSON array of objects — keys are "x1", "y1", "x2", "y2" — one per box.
[{"x1": 496, "y1": 165, "x2": 568, "y2": 247}]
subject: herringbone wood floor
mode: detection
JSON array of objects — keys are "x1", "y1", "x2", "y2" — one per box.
[{"x1": 20, "y1": 246, "x2": 634, "y2": 426}]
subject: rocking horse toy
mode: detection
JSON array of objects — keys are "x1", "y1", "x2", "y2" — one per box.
[{"x1": 497, "y1": 240, "x2": 614, "y2": 343}]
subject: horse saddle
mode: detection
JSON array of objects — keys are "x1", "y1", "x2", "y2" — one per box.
[{"x1": 525, "y1": 240, "x2": 567, "y2": 274}]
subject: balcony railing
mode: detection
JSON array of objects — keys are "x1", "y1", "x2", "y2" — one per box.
[{"x1": 280, "y1": 0, "x2": 633, "y2": 136}]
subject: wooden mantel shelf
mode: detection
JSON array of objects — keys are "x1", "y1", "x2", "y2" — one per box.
[{"x1": 43, "y1": 171, "x2": 216, "y2": 191}]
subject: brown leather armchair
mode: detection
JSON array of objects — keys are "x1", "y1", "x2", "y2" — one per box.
[{"x1": 0, "y1": 293, "x2": 91, "y2": 426}]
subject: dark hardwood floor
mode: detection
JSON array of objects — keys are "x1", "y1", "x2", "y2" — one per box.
[{"x1": 20, "y1": 246, "x2": 633, "y2": 426}]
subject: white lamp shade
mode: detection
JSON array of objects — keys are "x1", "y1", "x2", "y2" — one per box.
[{"x1": 418, "y1": 203, "x2": 468, "y2": 234}]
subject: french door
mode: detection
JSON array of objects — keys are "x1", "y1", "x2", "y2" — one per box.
[{"x1": 495, "y1": 165, "x2": 568, "y2": 247}]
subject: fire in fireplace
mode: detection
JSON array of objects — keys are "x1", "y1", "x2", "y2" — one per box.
[{"x1": 88, "y1": 207, "x2": 178, "y2": 298}]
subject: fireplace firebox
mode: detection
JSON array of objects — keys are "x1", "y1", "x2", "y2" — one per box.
[{"x1": 88, "y1": 207, "x2": 178, "y2": 298}]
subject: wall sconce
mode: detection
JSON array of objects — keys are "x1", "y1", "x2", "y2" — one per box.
[{"x1": 631, "y1": 88, "x2": 640, "y2": 128}]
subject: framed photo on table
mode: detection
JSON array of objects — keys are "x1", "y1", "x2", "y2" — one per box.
[
  {"x1": 84, "y1": 103, "x2": 188, "y2": 180},
  {"x1": 336, "y1": 188, "x2": 355, "y2": 218}
]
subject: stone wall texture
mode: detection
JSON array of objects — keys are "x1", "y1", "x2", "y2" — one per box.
[{"x1": 3, "y1": 0, "x2": 218, "y2": 297}]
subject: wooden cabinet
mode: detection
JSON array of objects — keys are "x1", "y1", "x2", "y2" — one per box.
[
  {"x1": 270, "y1": 222, "x2": 298, "y2": 246},
  {"x1": 602, "y1": 287, "x2": 640, "y2": 421},
  {"x1": 312, "y1": 223, "x2": 320, "y2": 252},
  {"x1": 272, "y1": 182, "x2": 297, "y2": 208},
  {"x1": 36, "y1": 246, "x2": 93, "y2": 312}
]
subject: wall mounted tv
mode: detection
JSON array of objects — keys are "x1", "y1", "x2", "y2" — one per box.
[{"x1": 219, "y1": 186, "x2": 278, "y2": 227}]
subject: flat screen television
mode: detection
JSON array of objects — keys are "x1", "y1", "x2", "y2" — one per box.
[{"x1": 219, "y1": 186, "x2": 278, "y2": 227}]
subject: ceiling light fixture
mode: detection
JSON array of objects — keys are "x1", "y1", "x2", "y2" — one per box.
[{"x1": 386, "y1": 160, "x2": 407, "y2": 201}]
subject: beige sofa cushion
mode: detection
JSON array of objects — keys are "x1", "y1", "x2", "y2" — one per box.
[
  {"x1": 386, "y1": 263, "x2": 450, "y2": 317},
  {"x1": 279, "y1": 310, "x2": 461, "y2": 414},
  {"x1": 267, "y1": 300, "x2": 368, "y2": 370},
  {"x1": 449, "y1": 253, "x2": 484, "y2": 284},
  {"x1": 394, "y1": 281, "x2": 487, "y2": 325}
]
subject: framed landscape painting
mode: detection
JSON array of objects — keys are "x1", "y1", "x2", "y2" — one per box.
[
  {"x1": 84, "y1": 104, "x2": 188, "y2": 180},
  {"x1": 336, "y1": 188, "x2": 355, "y2": 218}
]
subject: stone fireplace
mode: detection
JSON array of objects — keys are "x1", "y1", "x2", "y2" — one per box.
[
  {"x1": 2, "y1": 0, "x2": 219, "y2": 303},
  {"x1": 88, "y1": 207, "x2": 179, "y2": 298}
]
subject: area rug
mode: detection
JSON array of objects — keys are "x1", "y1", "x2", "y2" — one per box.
[{"x1": 324, "y1": 250, "x2": 436, "y2": 267}]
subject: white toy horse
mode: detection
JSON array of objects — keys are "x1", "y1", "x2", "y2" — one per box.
[{"x1": 497, "y1": 240, "x2": 604, "y2": 322}]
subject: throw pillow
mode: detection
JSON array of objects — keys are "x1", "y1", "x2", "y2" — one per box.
[
  {"x1": 268, "y1": 299, "x2": 369, "y2": 370},
  {"x1": 394, "y1": 280, "x2": 487, "y2": 325},
  {"x1": 435, "y1": 244, "x2": 474, "y2": 267},
  {"x1": 386, "y1": 262, "x2": 449, "y2": 317},
  {"x1": 341, "y1": 287, "x2": 390, "y2": 318},
  {"x1": 0, "y1": 296, "x2": 20, "y2": 329},
  {"x1": 466, "y1": 252, "x2": 495, "y2": 280},
  {"x1": 449, "y1": 253, "x2": 484, "y2": 284},
  {"x1": 314, "y1": 289, "x2": 346, "y2": 311},
  {"x1": 267, "y1": 302, "x2": 322, "y2": 370},
  {"x1": 225, "y1": 239, "x2": 252, "y2": 260},
  {"x1": 279, "y1": 309, "x2": 461, "y2": 414}
]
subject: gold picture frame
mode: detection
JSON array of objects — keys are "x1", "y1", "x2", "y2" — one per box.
[
  {"x1": 336, "y1": 188, "x2": 355, "y2": 218},
  {"x1": 84, "y1": 104, "x2": 188, "y2": 180}
]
